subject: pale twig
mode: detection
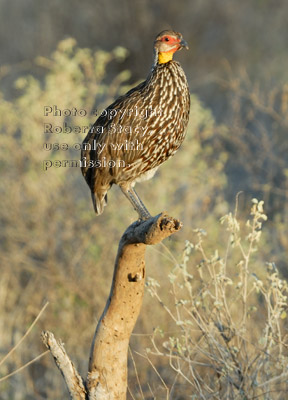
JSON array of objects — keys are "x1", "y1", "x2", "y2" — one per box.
[
  {"x1": 147, "y1": 382, "x2": 155, "y2": 398},
  {"x1": 0, "y1": 301, "x2": 49, "y2": 368},
  {"x1": 169, "y1": 371, "x2": 180, "y2": 400},
  {"x1": 168, "y1": 356, "x2": 198, "y2": 393},
  {"x1": 135, "y1": 351, "x2": 169, "y2": 398},
  {"x1": 0, "y1": 350, "x2": 49, "y2": 382},
  {"x1": 150, "y1": 289, "x2": 179, "y2": 325},
  {"x1": 42, "y1": 331, "x2": 86, "y2": 400},
  {"x1": 127, "y1": 385, "x2": 137, "y2": 400},
  {"x1": 257, "y1": 370, "x2": 288, "y2": 389},
  {"x1": 159, "y1": 242, "x2": 180, "y2": 266},
  {"x1": 129, "y1": 346, "x2": 144, "y2": 400}
]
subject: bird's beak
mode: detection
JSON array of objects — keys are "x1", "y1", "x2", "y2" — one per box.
[{"x1": 180, "y1": 38, "x2": 189, "y2": 50}]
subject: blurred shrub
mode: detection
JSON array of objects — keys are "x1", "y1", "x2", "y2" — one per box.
[
  {"x1": 213, "y1": 68, "x2": 288, "y2": 276},
  {"x1": 0, "y1": 38, "x2": 229, "y2": 398},
  {"x1": 0, "y1": 38, "x2": 133, "y2": 398},
  {"x1": 146, "y1": 200, "x2": 288, "y2": 399},
  {"x1": 217, "y1": 68, "x2": 288, "y2": 215}
]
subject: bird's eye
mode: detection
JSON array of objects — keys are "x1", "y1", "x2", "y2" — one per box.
[{"x1": 164, "y1": 37, "x2": 169, "y2": 42}]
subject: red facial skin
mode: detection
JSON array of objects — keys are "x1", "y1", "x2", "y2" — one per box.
[{"x1": 160, "y1": 35, "x2": 181, "y2": 52}]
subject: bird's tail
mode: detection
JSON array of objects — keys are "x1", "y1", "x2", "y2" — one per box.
[{"x1": 91, "y1": 191, "x2": 108, "y2": 215}]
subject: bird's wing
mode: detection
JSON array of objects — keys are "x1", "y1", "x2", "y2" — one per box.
[{"x1": 81, "y1": 79, "x2": 162, "y2": 173}]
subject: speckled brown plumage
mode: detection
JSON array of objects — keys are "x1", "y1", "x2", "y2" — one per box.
[{"x1": 81, "y1": 30, "x2": 190, "y2": 219}]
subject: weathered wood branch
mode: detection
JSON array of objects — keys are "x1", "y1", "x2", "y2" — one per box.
[
  {"x1": 41, "y1": 331, "x2": 87, "y2": 400},
  {"x1": 42, "y1": 213, "x2": 181, "y2": 399}
]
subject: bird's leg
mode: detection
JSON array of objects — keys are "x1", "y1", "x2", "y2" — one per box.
[
  {"x1": 131, "y1": 187, "x2": 152, "y2": 219},
  {"x1": 119, "y1": 184, "x2": 152, "y2": 220}
]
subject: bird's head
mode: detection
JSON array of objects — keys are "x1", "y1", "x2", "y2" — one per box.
[{"x1": 154, "y1": 30, "x2": 188, "y2": 65}]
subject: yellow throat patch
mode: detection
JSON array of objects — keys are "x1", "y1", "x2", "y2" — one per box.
[{"x1": 158, "y1": 51, "x2": 174, "y2": 64}]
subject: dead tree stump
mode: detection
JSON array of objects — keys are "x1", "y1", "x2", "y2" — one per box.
[{"x1": 42, "y1": 213, "x2": 182, "y2": 399}]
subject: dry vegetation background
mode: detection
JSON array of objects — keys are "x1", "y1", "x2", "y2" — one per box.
[{"x1": 0, "y1": 0, "x2": 288, "y2": 399}]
